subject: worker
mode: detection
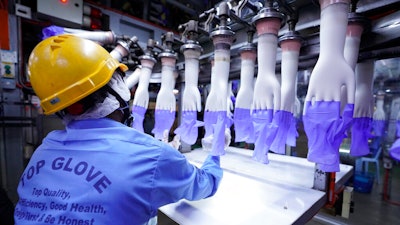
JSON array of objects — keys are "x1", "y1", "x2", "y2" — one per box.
[{"x1": 14, "y1": 35, "x2": 223, "y2": 225}]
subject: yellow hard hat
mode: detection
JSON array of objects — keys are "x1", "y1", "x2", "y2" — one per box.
[{"x1": 27, "y1": 34, "x2": 128, "y2": 115}]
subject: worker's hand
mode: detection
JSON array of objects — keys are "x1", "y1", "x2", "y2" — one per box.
[
  {"x1": 182, "y1": 85, "x2": 202, "y2": 112},
  {"x1": 161, "y1": 130, "x2": 181, "y2": 150}
]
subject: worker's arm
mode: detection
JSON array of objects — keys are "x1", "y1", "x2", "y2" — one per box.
[{"x1": 151, "y1": 146, "x2": 223, "y2": 209}]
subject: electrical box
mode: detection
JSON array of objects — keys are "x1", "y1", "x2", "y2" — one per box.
[
  {"x1": 37, "y1": 0, "x2": 83, "y2": 28},
  {"x1": 1, "y1": 50, "x2": 17, "y2": 89}
]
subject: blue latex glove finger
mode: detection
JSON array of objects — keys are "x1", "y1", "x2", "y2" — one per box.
[
  {"x1": 204, "y1": 111, "x2": 219, "y2": 138},
  {"x1": 174, "y1": 111, "x2": 204, "y2": 145},
  {"x1": 131, "y1": 105, "x2": 147, "y2": 133},
  {"x1": 251, "y1": 109, "x2": 273, "y2": 164},
  {"x1": 152, "y1": 110, "x2": 176, "y2": 140},
  {"x1": 233, "y1": 108, "x2": 254, "y2": 143},
  {"x1": 303, "y1": 101, "x2": 341, "y2": 165},
  {"x1": 42, "y1": 25, "x2": 64, "y2": 39},
  {"x1": 372, "y1": 119, "x2": 386, "y2": 137},
  {"x1": 211, "y1": 112, "x2": 227, "y2": 156},
  {"x1": 270, "y1": 110, "x2": 292, "y2": 154},
  {"x1": 350, "y1": 117, "x2": 373, "y2": 157},
  {"x1": 389, "y1": 139, "x2": 400, "y2": 161},
  {"x1": 286, "y1": 116, "x2": 298, "y2": 147}
]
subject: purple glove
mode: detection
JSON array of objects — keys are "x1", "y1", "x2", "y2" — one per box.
[
  {"x1": 396, "y1": 121, "x2": 400, "y2": 138},
  {"x1": 131, "y1": 105, "x2": 147, "y2": 133},
  {"x1": 389, "y1": 138, "x2": 400, "y2": 161},
  {"x1": 286, "y1": 116, "x2": 299, "y2": 147},
  {"x1": 233, "y1": 108, "x2": 254, "y2": 143},
  {"x1": 251, "y1": 109, "x2": 273, "y2": 164},
  {"x1": 318, "y1": 156, "x2": 340, "y2": 172},
  {"x1": 350, "y1": 117, "x2": 373, "y2": 157},
  {"x1": 269, "y1": 110, "x2": 292, "y2": 155},
  {"x1": 211, "y1": 112, "x2": 227, "y2": 156},
  {"x1": 372, "y1": 119, "x2": 386, "y2": 137},
  {"x1": 204, "y1": 111, "x2": 220, "y2": 138},
  {"x1": 303, "y1": 101, "x2": 354, "y2": 168},
  {"x1": 322, "y1": 104, "x2": 354, "y2": 172},
  {"x1": 42, "y1": 25, "x2": 64, "y2": 39},
  {"x1": 174, "y1": 111, "x2": 204, "y2": 145},
  {"x1": 264, "y1": 114, "x2": 279, "y2": 153},
  {"x1": 334, "y1": 104, "x2": 354, "y2": 142},
  {"x1": 152, "y1": 109, "x2": 176, "y2": 140}
]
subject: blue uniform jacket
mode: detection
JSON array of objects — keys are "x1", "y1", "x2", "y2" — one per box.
[{"x1": 15, "y1": 118, "x2": 222, "y2": 225}]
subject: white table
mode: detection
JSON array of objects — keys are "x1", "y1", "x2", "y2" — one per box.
[{"x1": 159, "y1": 147, "x2": 354, "y2": 225}]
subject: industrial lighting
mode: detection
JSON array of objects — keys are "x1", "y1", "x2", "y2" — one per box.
[
  {"x1": 82, "y1": 4, "x2": 103, "y2": 30},
  {"x1": 59, "y1": 0, "x2": 68, "y2": 4},
  {"x1": 83, "y1": 4, "x2": 102, "y2": 18},
  {"x1": 82, "y1": 15, "x2": 102, "y2": 30}
]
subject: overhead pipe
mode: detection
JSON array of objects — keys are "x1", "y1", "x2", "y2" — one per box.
[{"x1": 63, "y1": 27, "x2": 117, "y2": 45}]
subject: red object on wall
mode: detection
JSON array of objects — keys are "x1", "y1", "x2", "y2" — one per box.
[{"x1": 0, "y1": 9, "x2": 9, "y2": 50}]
